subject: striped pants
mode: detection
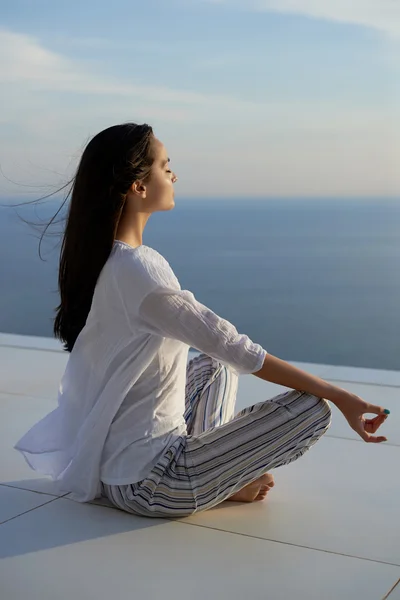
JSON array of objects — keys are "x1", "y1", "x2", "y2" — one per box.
[{"x1": 101, "y1": 353, "x2": 332, "y2": 518}]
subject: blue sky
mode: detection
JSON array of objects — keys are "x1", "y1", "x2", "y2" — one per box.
[{"x1": 1, "y1": 0, "x2": 399, "y2": 198}]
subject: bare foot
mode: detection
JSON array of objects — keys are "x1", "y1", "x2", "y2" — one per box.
[{"x1": 226, "y1": 473, "x2": 275, "y2": 503}]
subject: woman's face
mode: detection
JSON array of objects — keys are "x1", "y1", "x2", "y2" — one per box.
[{"x1": 144, "y1": 137, "x2": 178, "y2": 212}]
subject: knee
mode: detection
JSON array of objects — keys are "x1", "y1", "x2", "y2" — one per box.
[
  {"x1": 190, "y1": 353, "x2": 229, "y2": 376},
  {"x1": 189, "y1": 353, "x2": 222, "y2": 372},
  {"x1": 311, "y1": 396, "x2": 332, "y2": 430}
]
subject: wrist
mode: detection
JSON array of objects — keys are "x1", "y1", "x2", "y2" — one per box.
[{"x1": 324, "y1": 384, "x2": 357, "y2": 407}]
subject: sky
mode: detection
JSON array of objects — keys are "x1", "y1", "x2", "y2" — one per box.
[{"x1": 0, "y1": 0, "x2": 399, "y2": 199}]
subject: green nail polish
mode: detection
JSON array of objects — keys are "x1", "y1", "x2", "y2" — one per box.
[{"x1": 384, "y1": 409, "x2": 390, "y2": 415}]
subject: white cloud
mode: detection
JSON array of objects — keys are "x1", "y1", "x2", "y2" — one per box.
[
  {"x1": 202, "y1": 0, "x2": 400, "y2": 37},
  {"x1": 0, "y1": 29, "x2": 267, "y2": 108},
  {"x1": 0, "y1": 28, "x2": 277, "y2": 194},
  {"x1": 0, "y1": 28, "x2": 398, "y2": 197}
]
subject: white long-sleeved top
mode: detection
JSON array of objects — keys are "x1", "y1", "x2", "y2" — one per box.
[{"x1": 15, "y1": 240, "x2": 267, "y2": 502}]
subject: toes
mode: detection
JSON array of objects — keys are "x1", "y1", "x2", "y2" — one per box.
[
  {"x1": 229, "y1": 474, "x2": 275, "y2": 504},
  {"x1": 261, "y1": 473, "x2": 275, "y2": 486},
  {"x1": 255, "y1": 491, "x2": 268, "y2": 501}
]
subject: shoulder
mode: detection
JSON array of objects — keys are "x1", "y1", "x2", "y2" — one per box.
[{"x1": 110, "y1": 242, "x2": 180, "y2": 291}]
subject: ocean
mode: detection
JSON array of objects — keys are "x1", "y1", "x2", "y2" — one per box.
[{"x1": 1, "y1": 197, "x2": 399, "y2": 370}]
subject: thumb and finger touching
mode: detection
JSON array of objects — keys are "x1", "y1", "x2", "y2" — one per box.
[{"x1": 353, "y1": 406, "x2": 389, "y2": 443}]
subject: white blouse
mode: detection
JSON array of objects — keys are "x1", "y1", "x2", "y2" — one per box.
[{"x1": 15, "y1": 240, "x2": 267, "y2": 502}]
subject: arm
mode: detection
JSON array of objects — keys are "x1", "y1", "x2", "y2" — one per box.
[
  {"x1": 253, "y1": 354, "x2": 390, "y2": 443},
  {"x1": 253, "y1": 353, "x2": 345, "y2": 402},
  {"x1": 120, "y1": 255, "x2": 389, "y2": 444},
  {"x1": 137, "y1": 288, "x2": 267, "y2": 375}
]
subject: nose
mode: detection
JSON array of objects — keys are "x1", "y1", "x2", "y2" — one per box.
[{"x1": 172, "y1": 173, "x2": 178, "y2": 183}]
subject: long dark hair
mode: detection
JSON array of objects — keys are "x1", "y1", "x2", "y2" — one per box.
[{"x1": 10, "y1": 123, "x2": 155, "y2": 352}]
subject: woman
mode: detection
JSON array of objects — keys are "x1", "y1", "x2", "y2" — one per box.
[{"x1": 15, "y1": 123, "x2": 390, "y2": 518}]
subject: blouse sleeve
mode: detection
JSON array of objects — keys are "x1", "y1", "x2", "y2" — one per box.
[{"x1": 137, "y1": 287, "x2": 267, "y2": 375}]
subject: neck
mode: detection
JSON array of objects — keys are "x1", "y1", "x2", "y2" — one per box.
[{"x1": 116, "y1": 209, "x2": 151, "y2": 247}]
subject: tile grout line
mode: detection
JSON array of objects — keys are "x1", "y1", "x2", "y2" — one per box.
[
  {"x1": 37, "y1": 496, "x2": 400, "y2": 572},
  {"x1": 324, "y1": 434, "x2": 400, "y2": 448},
  {"x1": 0, "y1": 493, "x2": 69, "y2": 526},
  {"x1": 1, "y1": 341, "x2": 400, "y2": 387},
  {"x1": 0, "y1": 482, "x2": 62, "y2": 497},
  {"x1": 0, "y1": 343, "x2": 65, "y2": 354},
  {"x1": 322, "y1": 378, "x2": 400, "y2": 390},
  {"x1": 0, "y1": 389, "x2": 55, "y2": 399},
  {"x1": 382, "y1": 577, "x2": 400, "y2": 600},
  {"x1": 175, "y1": 521, "x2": 400, "y2": 568},
  {"x1": 6, "y1": 487, "x2": 397, "y2": 571}
]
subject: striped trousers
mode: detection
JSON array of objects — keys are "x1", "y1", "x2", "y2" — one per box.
[{"x1": 101, "y1": 353, "x2": 332, "y2": 518}]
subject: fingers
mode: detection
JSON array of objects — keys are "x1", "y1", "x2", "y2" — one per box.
[
  {"x1": 356, "y1": 425, "x2": 388, "y2": 443},
  {"x1": 345, "y1": 398, "x2": 390, "y2": 443},
  {"x1": 363, "y1": 434, "x2": 388, "y2": 443},
  {"x1": 361, "y1": 406, "x2": 390, "y2": 441},
  {"x1": 367, "y1": 404, "x2": 390, "y2": 416},
  {"x1": 354, "y1": 416, "x2": 388, "y2": 442},
  {"x1": 364, "y1": 415, "x2": 387, "y2": 434}
]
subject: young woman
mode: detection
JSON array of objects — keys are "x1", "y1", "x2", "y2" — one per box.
[{"x1": 15, "y1": 123, "x2": 389, "y2": 518}]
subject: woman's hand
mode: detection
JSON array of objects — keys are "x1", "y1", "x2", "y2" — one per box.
[{"x1": 331, "y1": 391, "x2": 390, "y2": 443}]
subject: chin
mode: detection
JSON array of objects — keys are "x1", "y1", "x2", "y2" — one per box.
[{"x1": 158, "y1": 198, "x2": 175, "y2": 212}]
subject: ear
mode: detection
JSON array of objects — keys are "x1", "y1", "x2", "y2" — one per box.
[{"x1": 130, "y1": 180, "x2": 147, "y2": 198}]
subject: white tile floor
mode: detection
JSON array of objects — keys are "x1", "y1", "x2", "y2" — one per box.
[
  {"x1": 0, "y1": 486, "x2": 57, "y2": 524},
  {"x1": 1, "y1": 333, "x2": 399, "y2": 599},
  {"x1": 182, "y1": 437, "x2": 400, "y2": 565},
  {"x1": 0, "y1": 392, "x2": 64, "y2": 495}
]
